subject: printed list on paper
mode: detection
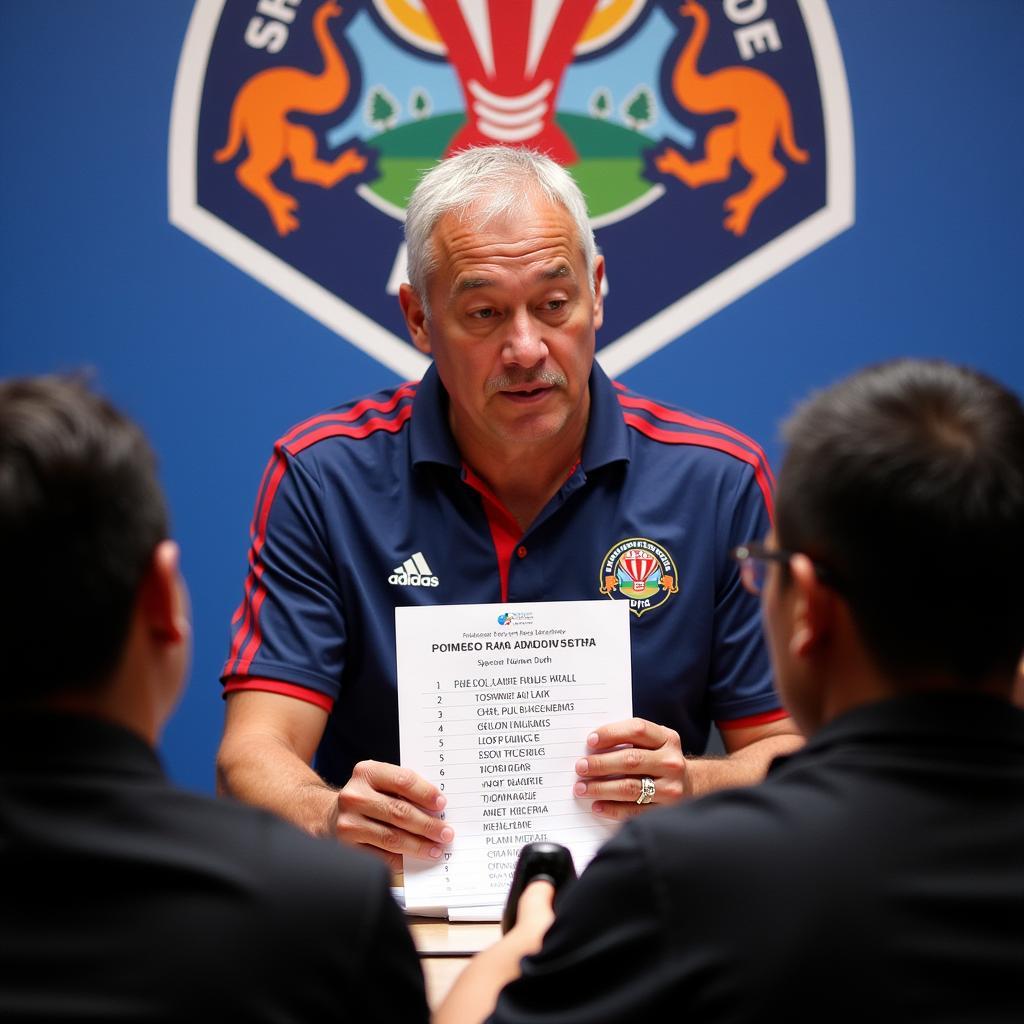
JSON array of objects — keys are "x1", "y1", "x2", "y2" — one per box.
[{"x1": 397, "y1": 600, "x2": 632, "y2": 916}]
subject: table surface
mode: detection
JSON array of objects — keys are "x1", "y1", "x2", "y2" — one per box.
[{"x1": 410, "y1": 918, "x2": 502, "y2": 1009}]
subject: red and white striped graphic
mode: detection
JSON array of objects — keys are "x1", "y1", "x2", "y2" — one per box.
[
  {"x1": 422, "y1": 0, "x2": 599, "y2": 163},
  {"x1": 621, "y1": 550, "x2": 657, "y2": 592}
]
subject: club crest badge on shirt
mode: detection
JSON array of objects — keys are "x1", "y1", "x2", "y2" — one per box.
[
  {"x1": 170, "y1": 0, "x2": 853, "y2": 378},
  {"x1": 600, "y1": 537, "x2": 678, "y2": 617}
]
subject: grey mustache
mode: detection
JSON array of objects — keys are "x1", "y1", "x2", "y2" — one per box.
[{"x1": 486, "y1": 370, "x2": 567, "y2": 395}]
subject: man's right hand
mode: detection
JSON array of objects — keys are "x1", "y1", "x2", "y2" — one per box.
[
  {"x1": 217, "y1": 691, "x2": 454, "y2": 872},
  {"x1": 335, "y1": 760, "x2": 454, "y2": 872}
]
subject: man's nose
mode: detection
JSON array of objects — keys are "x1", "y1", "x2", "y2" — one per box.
[{"x1": 501, "y1": 310, "x2": 547, "y2": 367}]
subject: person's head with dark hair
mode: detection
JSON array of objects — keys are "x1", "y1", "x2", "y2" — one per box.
[
  {"x1": 0, "y1": 375, "x2": 189, "y2": 736},
  {"x1": 741, "y1": 359, "x2": 1024, "y2": 734},
  {"x1": 0, "y1": 381, "x2": 430, "y2": 1022}
]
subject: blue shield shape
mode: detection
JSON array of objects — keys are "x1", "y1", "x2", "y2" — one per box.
[{"x1": 169, "y1": 0, "x2": 853, "y2": 376}]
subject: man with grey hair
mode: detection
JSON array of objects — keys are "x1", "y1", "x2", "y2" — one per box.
[{"x1": 217, "y1": 145, "x2": 799, "y2": 867}]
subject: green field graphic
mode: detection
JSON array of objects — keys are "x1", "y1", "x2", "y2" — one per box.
[{"x1": 363, "y1": 112, "x2": 657, "y2": 219}]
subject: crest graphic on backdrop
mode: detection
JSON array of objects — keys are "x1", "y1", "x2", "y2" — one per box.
[{"x1": 170, "y1": 0, "x2": 853, "y2": 378}]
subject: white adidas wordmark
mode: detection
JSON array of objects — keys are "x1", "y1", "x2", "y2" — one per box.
[{"x1": 388, "y1": 551, "x2": 440, "y2": 588}]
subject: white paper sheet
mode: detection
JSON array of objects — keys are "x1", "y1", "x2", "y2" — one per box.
[{"x1": 397, "y1": 600, "x2": 632, "y2": 916}]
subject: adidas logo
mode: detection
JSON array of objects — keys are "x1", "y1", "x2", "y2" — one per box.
[{"x1": 388, "y1": 551, "x2": 440, "y2": 588}]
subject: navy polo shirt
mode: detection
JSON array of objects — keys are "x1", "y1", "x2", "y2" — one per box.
[{"x1": 222, "y1": 364, "x2": 782, "y2": 787}]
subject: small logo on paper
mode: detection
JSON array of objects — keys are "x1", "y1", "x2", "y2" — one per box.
[{"x1": 498, "y1": 610, "x2": 533, "y2": 627}]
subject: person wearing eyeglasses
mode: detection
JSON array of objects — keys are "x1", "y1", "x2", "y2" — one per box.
[{"x1": 437, "y1": 358, "x2": 1024, "y2": 1024}]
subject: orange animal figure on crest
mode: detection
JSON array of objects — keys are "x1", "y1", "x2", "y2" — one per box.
[
  {"x1": 655, "y1": 0, "x2": 808, "y2": 236},
  {"x1": 214, "y1": 1, "x2": 366, "y2": 236}
]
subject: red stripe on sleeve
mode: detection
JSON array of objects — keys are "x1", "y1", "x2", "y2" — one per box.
[
  {"x1": 223, "y1": 677, "x2": 335, "y2": 712},
  {"x1": 230, "y1": 450, "x2": 280, "y2": 630},
  {"x1": 278, "y1": 383, "x2": 417, "y2": 448},
  {"x1": 617, "y1": 393, "x2": 776, "y2": 487},
  {"x1": 622, "y1": 413, "x2": 775, "y2": 524},
  {"x1": 228, "y1": 398, "x2": 415, "y2": 678},
  {"x1": 285, "y1": 404, "x2": 414, "y2": 455},
  {"x1": 231, "y1": 451, "x2": 278, "y2": 629},
  {"x1": 226, "y1": 453, "x2": 289, "y2": 675},
  {"x1": 716, "y1": 708, "x2": 789, "y2": 731},
  {"x1": 236, "y1": 567, "x2": 271, "y2": 675}
]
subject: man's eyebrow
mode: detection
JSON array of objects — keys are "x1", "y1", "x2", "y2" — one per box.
[
  {"x1": 454, "y1": 277, "x2": 491, "y2": 295},
  {"x1": 540, "y1": 264, "x2": 571, "y2": 282},
  {"x1": 453, "y1": 264, "x2": 571, "y2": 295}
]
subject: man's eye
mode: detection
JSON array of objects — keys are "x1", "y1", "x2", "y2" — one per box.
[
  {"x1": 471, "y1": 308, "x2": 496, "y2": 319},
  {"x1": 544, "y1": 300, "x2": 566, "y2": 311}
]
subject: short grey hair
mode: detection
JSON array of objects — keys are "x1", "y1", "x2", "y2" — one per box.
[{"x1": 404, "y1": 146, "x2": 597, "y2": 314}]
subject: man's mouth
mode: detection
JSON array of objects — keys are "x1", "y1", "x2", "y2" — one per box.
[{"x1": 499, "y1": 384, "x2": 553, "y2": 403}]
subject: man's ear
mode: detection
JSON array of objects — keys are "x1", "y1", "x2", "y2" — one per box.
[
  {"x1": 399, "y1": 283, "x2": 432, "y2": 355},
  {"x1": 138, "y1": 541, "x2": 189, "y2": 646},
  {"x1": 591, "y1": 255, "x2": 605, "y2": 331},
  {"x1": 787, "y1": 554, "x2": 836, "y2": 661}
]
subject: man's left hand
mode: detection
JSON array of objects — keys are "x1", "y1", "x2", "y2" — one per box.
[{"x1": 572, "y1": 718, "x2": 689, "y2": 819}]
